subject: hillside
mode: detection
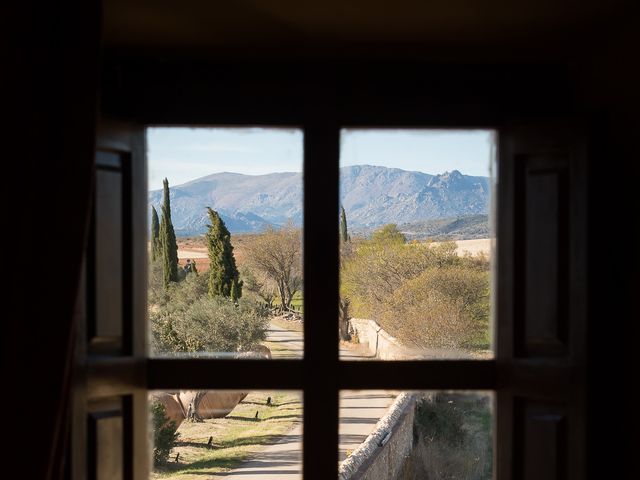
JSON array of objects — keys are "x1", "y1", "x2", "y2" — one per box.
[
  {"x1": 149, "y1": 165, "x2": 491, "y2": 236},
  {"x1": 396, "y1": 214, "x2": 491, "y2": 241}
]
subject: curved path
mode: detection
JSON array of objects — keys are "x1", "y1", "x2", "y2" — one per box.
[{"x1": 212, "y1": 321, "x2": 396, "y2": 478}]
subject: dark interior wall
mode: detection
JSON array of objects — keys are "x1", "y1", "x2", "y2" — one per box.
[
  {"x1": 6, "y1": 2, "x2": 101, "y2": 479},
  {"x1": 101, "y1": 57, "x2": 575, "y2": 126},
  {"x1": 6, "y1": 1, "x2": 639, "y2": 478},
  {"x1": 569, "y1": 20, "x2": 640, "y2": 479}
]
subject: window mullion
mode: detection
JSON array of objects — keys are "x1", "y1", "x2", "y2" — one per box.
[{"x1": 303, "y1": 96, "x2": 341, "y2": 479}]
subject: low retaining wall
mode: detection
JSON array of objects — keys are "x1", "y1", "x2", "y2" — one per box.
[
  {"x1": 349, "y1": 318, "x2": 477, "y2": 360},
  {"x1": 339, "y1": 392, "x2": 416, "y2": 480},
  {"x1": 349, "y1": 318, "x2": 420, "y2": 360}
]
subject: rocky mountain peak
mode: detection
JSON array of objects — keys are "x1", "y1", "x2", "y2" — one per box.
[{"x1": 149, "y1": 165, "x2": 490, "y2": 235}]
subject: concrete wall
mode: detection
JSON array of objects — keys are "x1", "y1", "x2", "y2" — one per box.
[
  {"x1": 349, "y1": 318, "x2": 476, "y2": 360},
  {"x1": 349, "y1": 318, "x2": 411, "y2": 360},
  {"x1": 339, "y1": 392, "x2": 416, "y2": 480}
]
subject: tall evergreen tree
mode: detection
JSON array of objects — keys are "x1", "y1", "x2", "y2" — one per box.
[
  {"x1": 161, "y1": 178, "x2": 179, "y2": 288},
  {"x1": 151, "y1": 206, "x2": 160, "y2": 261},
  {"x1": 340, "y1": 205, "x2": 350, "y2": 243},
  {"x1": 205, "y1": 207, "x2": 242, "y2": 300}
]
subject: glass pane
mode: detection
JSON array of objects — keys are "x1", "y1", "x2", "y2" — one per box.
[
  {"x1": 149, "y1": 390, "x2": 303, "y2": 478},
  {"x1": 92, "y1": 168, "x2": 123, "y2": 353},
  {"x1": 95, "y1": 416, "x2": 123, "y2": 480},
  {"x1": 147, "y1": 128, "x2": 304, "y2": 359},
  {"x1": 89, "y1": 397, "x2": 125, "y2": 480},
  {"x1": 339, "y1": 390, "x2": 493, "y2": 480},
  {"x1": 339, "y1": 129, "x2": 496, "y2": 360}
]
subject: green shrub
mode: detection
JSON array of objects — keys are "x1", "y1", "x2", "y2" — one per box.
[
  {"x1": 148, "y1": 258, "x2": 167, "y2": 307},
  {"x1": 166, "y1": 270, "x2": 209, "y2": 309},
  {"x1": 151, "y1": 401, "x2": 179, "y2": 466},
  {"x1": 406, "y1": 393, "x2": 492, "y2": 480},
  {"x1": 151, "y1": 296, "x2": 269, "y2": 354},
  {"x1": 379, "y1": 266, "x2": 489, "y2": 349},
  {"x1": 341, "y1": 237, "x2": 462, "y2": 317},
  {"x1": 340, "y1": 230, "x2": 490, "y2": 350},
  {"x1": 415, "y1": 395, "x2": 466, "y2": 447},
  {"x1": 148, "y1": 253, "x2": 208, "y2": 308},
  {"x1": 370, "y1": 223, "x2": 406, "y2": 244}
]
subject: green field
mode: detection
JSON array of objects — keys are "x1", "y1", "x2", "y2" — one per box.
[{"x1": 272, "y1": 291, "x2": 304, "y2": 313}]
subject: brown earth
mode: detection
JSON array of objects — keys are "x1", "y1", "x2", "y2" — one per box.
[{"x1": 177, "y1": 234, "x2": 255, "y2": 273}]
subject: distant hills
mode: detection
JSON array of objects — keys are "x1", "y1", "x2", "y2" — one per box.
[
  {"x1": 149, "y1": 165, "x2": 491, "y2": 237},
  {"x1": 354, "y1": 214, "x2": 491, "y2": 241}
]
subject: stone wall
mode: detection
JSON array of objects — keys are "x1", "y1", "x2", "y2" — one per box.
[
  {"x1": 348, "y1": 318, "x2": 406, "y2": 360},
  {"x1": 339, "y1": 392, "x2": 416, "y2": 480},
  {"x1": 349, "y1": 318, "x2": 477, "y2": 360}
]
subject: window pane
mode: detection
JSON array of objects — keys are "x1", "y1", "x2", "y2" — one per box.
[
  {"x1": 149, "y1": 390, "x2": 303, "y2": 478},
  {"x1": 92, "y1": 168, "x2": 123, "y2": 353},
  {"x1": 88, "y1": 397, "x2": 125, "y2": 480},
  {"x1": 339, "y1": 390, "x2": 493, "y2": 480},
  {"x1": 339, "y1": 129, "x2": 496, "y2": 360},
  {"x1": 147, "y1": 128, "x2": 303, "y2": 359}
]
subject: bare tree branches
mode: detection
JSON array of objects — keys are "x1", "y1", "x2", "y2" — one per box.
[{"x1": 244, "y1": 223, "x2": 302, "y2": 311}]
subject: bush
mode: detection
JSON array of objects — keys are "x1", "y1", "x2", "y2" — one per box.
[
  {"x1": 148, "y1": 258, "x2": 167, "y2": 307},
  {"x1": 401, "y1": 393, "x2": 492, "y2": 480},
  {"x1": 340, "y1": 230, "x2": 490, "y2": 350},
  {"x1": 415, "y1": 394, "x2": 467, "y2": 447},
  {"x1": 148, "y1": 253, "x2": 205, "y2": 308},
  {"x1": 379, "y1": 266, "x2": 490, "y2": 349},
  {"x1": 149, "y1": 256, "x2": 269, "y2": 355},
  {"x1": 151, "y1": 401, "x2": 179, "y2": 466},
  {"x1": 166, "y1": 270, "x2": 209, "y2": 309},
  {"x1": 341, "y1": 238, "x2": 462, "y2": 316},
  {"x1": 151, "y1": 295, "x2": 269, "y2": 354}
]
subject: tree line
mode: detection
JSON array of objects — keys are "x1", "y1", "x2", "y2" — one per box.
[
  {"x1": 148, "y1": 179, "x2": 305, "y2": 355},
  {"x1": 148, "y1": 182, "x2": 301, "y2": 467},
  {"x1": 151, "y1": 178, "x2": 242, "y2": 300},
  {"x1": 149, "y1": 179, "x2": 263, "y2": 355}
]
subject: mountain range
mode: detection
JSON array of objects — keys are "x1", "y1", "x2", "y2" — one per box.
[{"x1": 148, "y1": 165, "x2": 491, "y2": 236}]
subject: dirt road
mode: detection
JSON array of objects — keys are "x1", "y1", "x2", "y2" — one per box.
[{"x1": 212, "y1": 321, "x2": 396, "y2": 479}]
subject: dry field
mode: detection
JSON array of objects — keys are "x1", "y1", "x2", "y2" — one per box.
[
  {"x1": 176, "y1": 234, "x2": 256, "y2": 273},
  {"x1": 413, "y1": 238, "x2": 492, "y2": 257},
  {"x1": 175, "y1": 235, "x2": 492, "y2": 274},
  {"x1": 448, "y1": 238, "x2": 492, "y2": 257}
]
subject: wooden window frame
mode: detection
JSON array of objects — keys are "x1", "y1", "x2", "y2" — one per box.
[
  {"x1": 81, "y1": 60, "x2": 587, "y2": 480},
  {"x1": 144, "y1": 122, "x2": 498, "y2": 478}
]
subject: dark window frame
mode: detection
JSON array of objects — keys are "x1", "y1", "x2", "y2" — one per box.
[
  {"x1": 83, "y1": 59, "x2": 586, "y2": 480},
  {"x1": 144, "y1": 121, "x2": 498, "y2": 480}
]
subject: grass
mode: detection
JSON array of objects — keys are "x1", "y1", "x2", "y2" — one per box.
[
  {"x1": 152, "y1": 391, "x2": 302, "y2": 479},
  {"x1": 272, "y1": 291, "x2": 304, "y2": 313},
  {"x1": 290, "y1": 291, "x2": 304, "y2": 312},
  {"x1": 399, "y1": 392, "x2": 492, "y2": 480}
]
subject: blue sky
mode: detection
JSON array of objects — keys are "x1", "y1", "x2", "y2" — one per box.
[{"x1": 147, "y1": 127, "x2": 495, "y2": 190}]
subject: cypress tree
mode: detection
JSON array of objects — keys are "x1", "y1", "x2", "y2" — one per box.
[
  {"x1": 151, "y1": 206, "x2": 160, "y2": 261},
  {"x1": 161, "y1": 178, "x2": 179, "y2": 288},
  {"x1": 205, "y1": 207, "x2": 242, "y2": 299},
  {"x1": 340, "y1": 206, "x2": 350, "y2": 243}
]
